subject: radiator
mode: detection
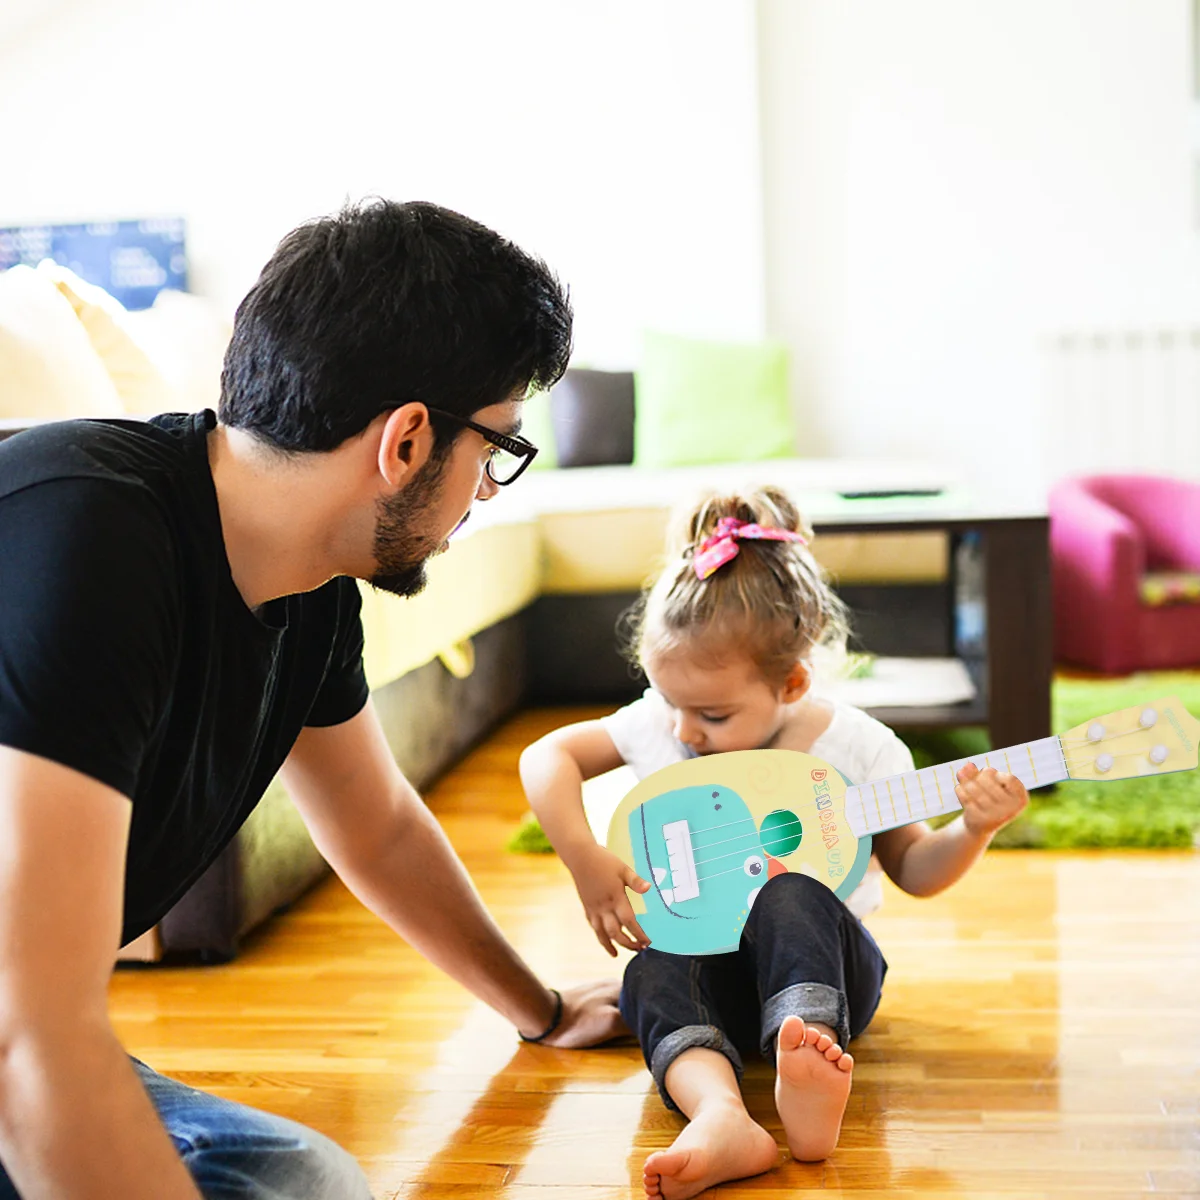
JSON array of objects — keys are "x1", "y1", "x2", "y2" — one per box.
[{"x1": 1045, "y1": 329, "x2": 1200, "y2": 479}]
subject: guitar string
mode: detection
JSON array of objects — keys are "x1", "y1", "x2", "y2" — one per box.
[
  {"x1": 683, "y1": 779, "x2": 959, "y2": 848},
  {"x1": 674, "y1": 745, "x2": 1070, "y2": 845},
  {"x1": 694, "y1": 833, "x2": 813, "y2": 871},
  {"x1": 1055, "y1": 718, "x2": 1180, "y2": 779},
  {"x1": 657, "y1": 731, "x2": 1167, "y2": 884},
  {"x1": 846, "y1": 742, "x2": 1173, "y2": 834},
  {"x1": 691, "y1": 816, "x2": 804, "y2": 857},
  {"x1": 683, "y1": 790, "x2": 915, "y2": 845},
  {"x1": 675, "y1": 746, "x2": 1072, "y2": 858},
  {"x1": 682, "y1": 762, "x2": 986, "y2": 843},
  {"x1": 694, "y1": 749, "x2": 1062, "y2": 883},
  {"x1": 1062, "y1": 746, "x2": 1169, "y2": 772},
  {"x1": 652, "y1": 722, "x2": 1163, "y2": 846},
  {"x1": 675, "y1": 741, "x2": 1069, "y2": 861},
  {"x1": 710, "y1": 744, "x2": 1060, "y2": 830},
  {"x1": 824, "y1": 743, "x2": 1069, "y2": 838},
  {"x1": 685, "y1": 801, "x2": 862, "y2": 852},
  {"x1": 690, "y1": 748, "x2": 1065, "y2": 880},
  {"x1": 682, "y1": 813, "x2": 784, "y2": 838},
  {"x1": 856, "y1": 748, "x2": 1068, "y2": 831},
  {"x1": 1059, "y1": 720, "x2": 1168, "y2": 749},
  {"x1": 692, "y1": 820, "x2": 816, "y2": 866}
]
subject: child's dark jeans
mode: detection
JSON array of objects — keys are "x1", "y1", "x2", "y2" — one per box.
[{"x1": 619, "y1": 872, "x2": 887, "y2": 1111}]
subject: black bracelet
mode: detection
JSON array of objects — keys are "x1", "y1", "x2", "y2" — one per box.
[{"x1": 519, "y1": 988, "x2": 563, "y2": 1043}]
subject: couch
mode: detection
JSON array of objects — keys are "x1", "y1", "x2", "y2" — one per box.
[{"x1": 1, "y1": 260, "x2": 956, "y2": 960}]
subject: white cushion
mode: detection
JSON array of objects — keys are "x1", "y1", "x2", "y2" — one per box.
[
  {"x1": 37, "y1": 260, "x2": 172, "y2": 415},
  {"x1": 122, "y1": 290, "x2": 231, "y2": 413},
  {"x1": 0, "y1": 265, "x2": 122, "y2": 420}
]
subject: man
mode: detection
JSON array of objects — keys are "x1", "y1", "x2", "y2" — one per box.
[{"x1": 0, "y1": 200, "x2": 621, "y2": 1199}]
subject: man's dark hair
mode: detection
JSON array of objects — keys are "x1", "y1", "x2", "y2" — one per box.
[{"x1": 218, "y1": 199, "x2": 573, "y2": 452}]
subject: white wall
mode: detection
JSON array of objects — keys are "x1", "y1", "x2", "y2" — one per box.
[
  {"x1": 0, "y1": 0, "x2": 765, "y2": 367},
  {"x1": 759, "y1": 0, "x2": 1200, "y2": 482},
  {"x1": 7, "y1": 0, "x2": 1198, "y2": 481}
]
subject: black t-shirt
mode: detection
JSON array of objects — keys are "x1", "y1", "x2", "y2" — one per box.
[{"x1": 0, "y1": 411, "x2": 369, "y2": 945}]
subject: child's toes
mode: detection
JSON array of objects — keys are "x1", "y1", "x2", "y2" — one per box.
[
  {"x1": 815, "y1": 1033, "x2": 833, "y2": 1054},
  {"x1": 836, "y1": 1052, "x2": 854, "y2": 1072},
  {"x1": 823, "y1": 1041, "x2": 843, "y2": 1061},
  {"x1": 803, "y1": 1025, "x2": 823, "y2": 1048},
  {"x1": 778, "y1": 1015, "x2": 806, "y2": 1052},
  {"x1": 642, "y1": 1156, "x2": 667, "y2": 1198}
]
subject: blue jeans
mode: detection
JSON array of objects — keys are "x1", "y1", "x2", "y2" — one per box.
[
  {"x1": 619, "y1": 872, "x2": 887, "y2": 1111},
  {"x1": 0, "y1": 1059, "x2": 372, "y2": 1199}
]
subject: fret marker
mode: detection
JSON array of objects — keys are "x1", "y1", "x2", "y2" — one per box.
[
  {"x1": 1087, "y1": 723, "x2": 1105, "y2": 743},
  {"x1": 1150, "y1": 744, "x2": 1169, "y2": 764},
  {"x1": 1095, "y1": 753, "x2": 1114, "y2": 773},
  {"x1": 1140, "y1": 708, "x2": 1158, "y2": 729}
]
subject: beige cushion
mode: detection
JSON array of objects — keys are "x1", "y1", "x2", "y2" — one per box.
[
  {"x1": 37, "y1": 260, "x2": 172, "y2": 415},
  {"x1": 0, "y1": 265, "x2": 121, "y2": 420},
  {"x1": 122, "y1": 290, "x2": 231, "y2": 413}
]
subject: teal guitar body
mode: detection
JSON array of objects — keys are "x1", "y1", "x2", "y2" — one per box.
[{"x1": 622, "y1": 763, "x2": 873, "y2": 956}]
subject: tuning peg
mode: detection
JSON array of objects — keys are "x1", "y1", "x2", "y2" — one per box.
[
  {"x1": 1140, "y1": 708, "x2": 1158, "y2": 728},
  {"x1": 1087, "y1": 723, "x2": 1105, "y2": 742},
  {"x1": 1095, "y1": 753, "x2": 1114, "y2": 773},
  {"x1": 1149, "y1": 744, "x2": 1169, "y2": 765}
]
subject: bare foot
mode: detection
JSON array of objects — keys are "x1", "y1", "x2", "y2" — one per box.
[
  {"x1": 642, "y1": 1099, "x2": 778, "y2": 1199},
  {"x1": 774, "y1": 1015, "x2": 853, "y2": 1162}
]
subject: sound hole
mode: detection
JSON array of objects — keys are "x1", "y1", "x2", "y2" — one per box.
[{"x1": 759, "y1": 808, "x2": 802, "y2": 857}]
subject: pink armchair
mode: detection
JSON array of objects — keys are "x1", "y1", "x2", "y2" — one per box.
[{"x1": 1050, "y1": 475, "x2": 1200, "y2": 674}]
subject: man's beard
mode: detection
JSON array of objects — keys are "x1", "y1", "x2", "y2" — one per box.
[{"x1": 369, "y1": 451, "x2": 453, "y2": 598}]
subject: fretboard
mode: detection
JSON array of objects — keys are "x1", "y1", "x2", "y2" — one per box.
[{"x1": 844, "y1": 736, "x2": 1067, "y2": 838}]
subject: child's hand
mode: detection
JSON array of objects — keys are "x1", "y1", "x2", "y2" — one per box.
[
  {"x1": 954, "y1": 762, "x2": 1029, "y2": 837},
  {"x1": 565, "y1": 843, "x2": 652, "y2": 957}
]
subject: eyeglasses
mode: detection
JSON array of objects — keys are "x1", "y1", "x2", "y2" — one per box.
[{"x1": 423, "y1": 406, "x2": 539, "y2": 486}]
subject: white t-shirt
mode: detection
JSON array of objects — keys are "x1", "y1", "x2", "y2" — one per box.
[{"x1": 601, "y1": 689, "x2": 916, "y2": 918}]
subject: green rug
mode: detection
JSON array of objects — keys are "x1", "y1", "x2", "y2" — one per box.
[
  {"x1": 506, "y1": 811, "x2": 556, "y2": 854},
  {"x1": 906, "y1": 672, "x2": 1200, "y2": 849}
]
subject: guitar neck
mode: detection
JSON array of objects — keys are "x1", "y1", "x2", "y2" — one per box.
[{"x1": 844, "y1": 736, "x2": 1068, "y2": 838}]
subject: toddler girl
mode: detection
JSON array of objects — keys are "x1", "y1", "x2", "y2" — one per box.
[{"x1": 519, "y1": 488, "x2": 1028, "y2": 1200}]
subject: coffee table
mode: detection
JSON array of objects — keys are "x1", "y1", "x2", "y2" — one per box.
[{"x1": 806, "y1": 489, "x2": 1051, "y2": 751}]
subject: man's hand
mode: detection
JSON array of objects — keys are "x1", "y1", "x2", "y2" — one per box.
[
  {"x1": 288, "y1": 710, "x2": 636, "y2": 1054},
  {"x1": 536, "y1": 980, "x2": 628, "y2": 1049},
  {"x1": 563, "y1": 843, "x2": 651, "y2": 957},
  {"x1": 954, "y1": 762, "x2": 1029, "y2": 838}
]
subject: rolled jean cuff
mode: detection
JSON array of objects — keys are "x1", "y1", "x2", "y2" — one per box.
[
  {"x1": 760, "y1": 982, "x2": 849, "y2": 1062},
  {"x1": 650, "y1": 1024, "x2": 745, "y2": 1113}
]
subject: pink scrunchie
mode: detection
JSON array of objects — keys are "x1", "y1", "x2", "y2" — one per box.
[{"x1": 693, "y1": 516, "x2": 808, "y2": 580}]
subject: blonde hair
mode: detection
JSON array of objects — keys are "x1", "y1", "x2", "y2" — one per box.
[{"x1": 625, "y1": 487, "x2": 849, "y2": 686}]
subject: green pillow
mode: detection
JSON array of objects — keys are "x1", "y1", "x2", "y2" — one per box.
[
  {"x1": 633, "y1": 331, "x2": 794, "y2": 468},
  {"x1": 520, "y1": 388, "x2": 556, "y2": 470}
]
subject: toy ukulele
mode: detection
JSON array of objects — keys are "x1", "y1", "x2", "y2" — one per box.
[{"x1": 606, "y1": 697, "x2": 1199, "y2": 956}]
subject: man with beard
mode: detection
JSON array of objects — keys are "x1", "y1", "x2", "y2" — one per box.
[{"x1": 0, "y1": 200, "x2": 621, "y2": 1200}]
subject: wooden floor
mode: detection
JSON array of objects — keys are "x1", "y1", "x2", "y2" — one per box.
[{"x1": 109, "y1": 708, "x2": 1200, "y2": 1199}]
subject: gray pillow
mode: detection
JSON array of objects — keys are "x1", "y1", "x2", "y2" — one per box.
[{"x1": 550, "y1": 368, "x2": 635, "y2": 468}]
